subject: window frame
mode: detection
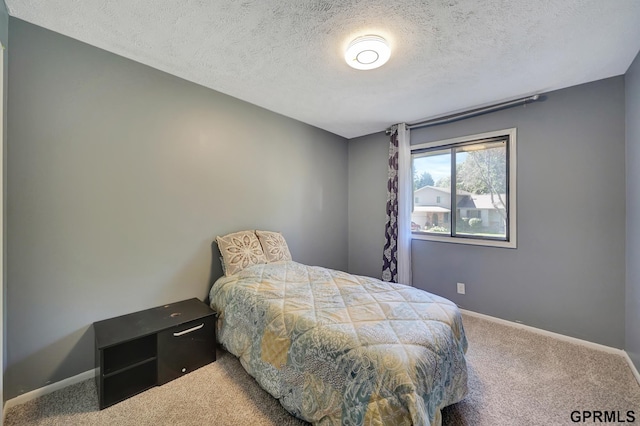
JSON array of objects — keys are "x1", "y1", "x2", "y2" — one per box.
[{"x1": 410, "y1": 128, "x2": 517, "y2": 249}]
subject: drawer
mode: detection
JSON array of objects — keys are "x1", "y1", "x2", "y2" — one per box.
[{"x1": 157, "y1": 316, "x2": 216, "y2": 385}]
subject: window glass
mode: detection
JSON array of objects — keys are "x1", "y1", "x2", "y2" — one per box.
[
  {"x1": 410, "y1": 129, "x2": 515, "y2": 248},
  {"x1": 411, "y1": 149, "x2": 451, "y2": 234},
  {"x1": 454, "y1": 140, "x2": 507, "y2": 239}
]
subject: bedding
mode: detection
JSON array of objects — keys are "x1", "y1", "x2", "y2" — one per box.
[{"x1": 209, "y1": 261, "x2": 468, "y2": 426}]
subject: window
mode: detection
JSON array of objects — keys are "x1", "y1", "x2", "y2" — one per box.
[{"x1": 410, "y1": 128, "x2": 516, "y2": 248}]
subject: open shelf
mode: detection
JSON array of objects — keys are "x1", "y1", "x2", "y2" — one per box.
[
  {"x1": 103, "y1": 335, "x2": 157, "y2": 376},
  {"x1": 103, "y1": 356, "x2": 157, "y2": 379},
  {"x1": 103, "y1": 360, "x2": 157, "y2": 408}
]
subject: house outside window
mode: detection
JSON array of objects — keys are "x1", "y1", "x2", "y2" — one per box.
[{"x1": 410, "y1": 128, "x2": 517, "y2": 248}]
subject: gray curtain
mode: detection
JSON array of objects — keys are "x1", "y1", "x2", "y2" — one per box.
[{"x1": 382, "y1": 126, "x2": 399, "y2": 282}]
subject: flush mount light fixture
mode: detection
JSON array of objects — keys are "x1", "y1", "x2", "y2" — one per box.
[{"x1": 344, "y1": 35, "x2": 391, "y2": 70}]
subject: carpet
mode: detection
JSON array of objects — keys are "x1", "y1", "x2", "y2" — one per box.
[{"x1": 5, "y1": 314, "x2": 640, "y2": 425}]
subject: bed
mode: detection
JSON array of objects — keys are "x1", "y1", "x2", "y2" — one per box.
[{"x1": 209, "y1": 259, "x2": 468, "y2": 425}]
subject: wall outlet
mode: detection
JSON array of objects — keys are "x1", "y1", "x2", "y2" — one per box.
[{"x1": 457, "y1": 282, "x2": 466, "y2": 294}]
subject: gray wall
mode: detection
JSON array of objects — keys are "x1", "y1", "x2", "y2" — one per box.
[
  {"x1": 6, "y1": 18, "x2": 348, "y2": 399},
  {"x1": 348, "y1": 77, "x2": 626, "y2": 348},
  {"x1": 348, "y1": 132, "x2": 389, "y2": 279},
  {"x1": 626, "y1": 50, "x2": 640, "y2": 371}
]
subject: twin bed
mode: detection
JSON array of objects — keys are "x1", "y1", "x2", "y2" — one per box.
[{"x1": 209, "y1": 231, "x2": 468, "y2": 426}]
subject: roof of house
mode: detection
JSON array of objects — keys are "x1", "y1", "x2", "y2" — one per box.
[
  {"x1": 457, "y1": 194, "x2": 506, "y2": 210},
  {"x1": 413, "y1": 206, "x2": 451, "y2": 213},
  {"x1": 414, "y1": 185, "x2": 472, "y2": 196}
]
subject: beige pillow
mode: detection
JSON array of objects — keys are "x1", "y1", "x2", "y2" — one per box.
[
  {"x1": 216, "y1": 230, "x2": 267, "y2": 276},
  {"x1": 256, "y1": 230, "x2": 292, "y2": 263}
]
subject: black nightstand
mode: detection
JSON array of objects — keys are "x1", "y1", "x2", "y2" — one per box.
[{"x1": 93, "y1": 298, "x2": 216, "y2": 409}]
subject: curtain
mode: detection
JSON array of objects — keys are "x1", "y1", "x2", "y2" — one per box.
[{"x1": 382, "y1": 123, "x2": 412, "y2": 285}]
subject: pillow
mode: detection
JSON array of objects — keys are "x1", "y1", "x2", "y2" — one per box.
[
  {"x1": 256, "y1": 230, "x2": 292, "y2": 263},
  {"x1": 216, "y1": 230, "x2": 267, "y2": 276}
]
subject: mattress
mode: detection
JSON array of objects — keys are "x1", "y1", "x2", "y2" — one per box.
[{"x1": 209, "y1": 261, "x2": 468, "y2": 425}]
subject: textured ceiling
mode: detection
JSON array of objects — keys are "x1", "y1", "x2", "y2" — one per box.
[{"x1": 6, "y1": 0, "x2": 640, "y2": 138}]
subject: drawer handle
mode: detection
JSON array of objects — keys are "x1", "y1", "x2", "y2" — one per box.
[{"x1": 173, "y1": 323, "x2": 204, "y2": 337}]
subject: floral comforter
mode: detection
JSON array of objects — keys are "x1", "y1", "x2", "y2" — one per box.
[{"x1": 209, "y1": 261, "x2": 468, "y2": 425}]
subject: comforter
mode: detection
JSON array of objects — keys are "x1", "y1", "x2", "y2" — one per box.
[{"x1": 209, "y1": 261, "x2": 468, "y2": 425}]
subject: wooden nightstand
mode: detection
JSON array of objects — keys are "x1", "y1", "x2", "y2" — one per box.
[{"x1": 93, "y1": 298, "x2": 216, "y2": 409}]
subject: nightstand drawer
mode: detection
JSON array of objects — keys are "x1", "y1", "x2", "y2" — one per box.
[{"x1": 157, "y1": 317, "x2": 216, "y2": 385}]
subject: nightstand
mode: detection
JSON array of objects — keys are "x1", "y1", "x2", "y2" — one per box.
[{"x1": 93, "y1": 298, "x2": 216, "y2": 409}]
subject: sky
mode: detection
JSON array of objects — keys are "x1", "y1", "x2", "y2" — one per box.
[{"x1": 413, "y1": 151, "x2": 468, "y2": 184}]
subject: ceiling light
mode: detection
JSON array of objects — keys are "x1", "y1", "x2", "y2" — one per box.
[{"x1": 344, "y1": 35, "x2": 391, "y2": 70}]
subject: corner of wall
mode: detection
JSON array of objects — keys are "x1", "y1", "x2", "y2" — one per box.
[{"x1": 625, "y1": 48, "x2": 640, "y2": 373}]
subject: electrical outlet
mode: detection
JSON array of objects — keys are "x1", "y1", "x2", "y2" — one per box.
[{"x1": 457, "y1": 282, "x2": 466, "y2": 294}]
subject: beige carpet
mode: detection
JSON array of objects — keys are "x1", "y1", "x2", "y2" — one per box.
[{"x1": 5, "y1": 314, "x2": 640, "y2": 425}]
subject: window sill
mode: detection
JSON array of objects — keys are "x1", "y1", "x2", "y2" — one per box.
[{"x1": 411, "y1": 232, "x2": 517, "y2": 249}]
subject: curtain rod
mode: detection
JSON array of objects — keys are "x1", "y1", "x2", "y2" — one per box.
[{"x1": 386, "y1": 94, "x2": 541, "y2": 134}]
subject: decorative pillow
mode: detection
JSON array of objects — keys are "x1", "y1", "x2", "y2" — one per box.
[
  {"x1": 216, "y1": 230, "x2": 267, "y2": 276},
  {"x1": 256, "y1": 230, "x2": 292, "y2": 263}
]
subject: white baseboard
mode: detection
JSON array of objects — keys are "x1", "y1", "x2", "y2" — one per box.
[
  {"x1": 460, "y1": 309, "x2": 640, "y2": 387},
  {"x1": 3, "y1": 368, "x2": 96, "y2": 417},
  {"x1": 623, "y1": 352, "x2": 640, "y2": 388}
]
